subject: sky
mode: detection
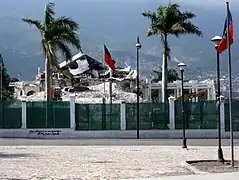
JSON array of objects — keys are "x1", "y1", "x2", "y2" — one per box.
[
  {"x1": 109, "y1": 0, "x2": 239, "y2": 9},
  {"x1": 1, "y1": 0, "x2": 239, "y2": 79},
  {"x1": 168, "y1": 0, "x2": 238, "y2": 8}
]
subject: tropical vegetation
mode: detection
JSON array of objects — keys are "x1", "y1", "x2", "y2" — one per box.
[
  {"x1": 142, "y1": 3, "x2": 202, "y2": 102},
  {"x1": 22, "y1": 2, "x2": 81, "y2": 100},
  {"x1": 151, "y1": 68, "x2": 179, "y2": 83},
  {"x1": 0, "y1": 54, "x2": 18, "y2": 100}
]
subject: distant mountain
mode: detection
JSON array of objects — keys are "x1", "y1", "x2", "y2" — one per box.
[{"x1": 0, "y1": 0, "x2": 239, "y2": 80}]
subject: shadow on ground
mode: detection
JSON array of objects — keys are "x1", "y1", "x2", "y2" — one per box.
[{"x1": 0, "y1": 152, "x2": 33, "y2": 159}]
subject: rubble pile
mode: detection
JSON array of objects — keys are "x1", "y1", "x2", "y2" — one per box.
[
  {"x1": 25, "y1": 82, "x2": 143, "y2": 103},
  {"x1": 14, "y1": 52, "x2": 143, "y2": 103}
]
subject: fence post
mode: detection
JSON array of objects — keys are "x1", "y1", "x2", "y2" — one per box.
[
  {"x1": 220, "y1": 95, "x2": 225, "y2": 131},
  {"x1": 168, "y1": 96, "x2": 175, "y2": 130},
  {"x1": 120, "y1": 101, "x2": 126, "y2": 130},
  {"x1": 21, "y1": 95, "x2": 27, "y2": 129},
  {"x1": 102, "y1": 97, "x2": 106, "y2": 130},
  {"x1": 69, "y1": 94, "x2": 76, "y2": 129}
]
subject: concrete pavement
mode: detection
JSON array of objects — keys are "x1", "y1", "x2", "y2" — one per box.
[
  {"x1": 0, "y1": 146, "x2": 238, "y2": 179},
  {"x1": 127, "y1": 172, "x2": 239, "y2": 180},
  {"x1": 0, "y1": 138, "x2": 239, "y2": 146}
]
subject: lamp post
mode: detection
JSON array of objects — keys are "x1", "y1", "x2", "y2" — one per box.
[
  {"x1": 178, "y1": 62, "x2": 187, "y2": 148},
  {"x1": 136, "y1": 36, "x2": 142, "y2": 139},
  {"x1": 0, "y1": 61, "x2": 2, "y2": 101},
  {"x1": 211, "y1": 35, "x2": 224, "y2": 162}
]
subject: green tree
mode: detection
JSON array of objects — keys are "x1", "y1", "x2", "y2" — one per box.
[
  {"x1": 151, "y1": 68, "x2": 179, "y2": 102},
  {"x1": 0, "y1": 54, "x2": 15, "y2": 100},
  {"x1": 22, "y1": 2, "x2": 81, "y2": 100},
  {"x1": 151, "y1": 68, "x2": 179, "y2": 83},
  {"x1": 142, "y1": 3, "x2": 202, "y2": 102}
]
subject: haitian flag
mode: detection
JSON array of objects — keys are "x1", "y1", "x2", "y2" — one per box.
[
  {"x1": 104, "y1": 45, "x2": 115, "y2": 71},
  {"x1": 217, "y1": 10, "x2": 234, "y2": 54}
]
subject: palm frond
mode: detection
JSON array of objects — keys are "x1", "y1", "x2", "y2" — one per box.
[
  {"x1": 153, "y1": 70, "x2": 161, "y2": 74},
  {"x1": 181, "y1": 11, "x2": 196, "y2": 20},
  {"x1": 142, "y1": 11, "x2": 155, "y2": 18},
  {"x1": 142, "y1": 11, "x2": 158, "y2": 26},
  {"x1": 183, "y1": 22, "x2": 203, "y2": 37},
  {"x1": 147, "y1": 20, "x2": 164, "y2": 37},
  {"x1": 55, "y1": 41, "x2": 72, "y2": 61},
  {"x1": 55, "y1": 16, "x2": 79, "y2": 31},
  {"x1": 22, "y1": 18, "x2": 43, "y2": 31},
  {"x1": 168, "y1": 23, "x2": 184, "y2": 37},
  {"x1": 151, "y1": 68, "x2": 179, "y2": 83},
  {"x1": 147, "y1": 28, "x2": 158, "y2": 36},
  {"x1": 60, "y1": 34, "x2": 81, "y2": 50},
  {"x1": 172, "y1": 22, "x2": 203, "y2": 37},
  {"x1": 169, "y1": 3, "x2": 180, "y2": 9},
  {"x1": 47, "y1": 24, "x2": 81, "y2": 50},
  {"x1": 41, "y1": 39, "x2": 47, "y2": 56},
  {"x1": 45, "y1": 2, "x2": 55, "y2": 14},
  {"x1": 44, "y1": 2, "x2": 55, "y2": 28}
]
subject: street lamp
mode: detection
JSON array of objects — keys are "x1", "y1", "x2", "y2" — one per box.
[
  {"x1": 178, "y1": 62, "x2": 187, "y2": 148},
  {"x1": 0, "y1": 61, "x2": 2, "y2": 101},
  {"x1": 136, "y1": 36, "x2": 142, "y2": 139},
  {"x1": 211, "y1": 35, "x2": 225, "y2": 162}
]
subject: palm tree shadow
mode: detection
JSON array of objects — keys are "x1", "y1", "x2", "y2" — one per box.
[{"x1": 0, "y1": 152, "x2": 33, "y2": 159}]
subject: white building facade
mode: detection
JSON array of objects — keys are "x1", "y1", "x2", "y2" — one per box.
[{"x1": 143, "y1": 79, "x2": 216, "y2": 102}]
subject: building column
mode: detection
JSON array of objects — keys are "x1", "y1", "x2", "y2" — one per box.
[
  {"x1": 168, "y1": 96, "x2": 175, "y2": 130},
  {"x1": 143, "y1": 86, "x2": 148, "y2": 102},
  {"x1": 69, "y1": 94, "x2": 76, "y2": 129},
  {"x1": 158, "y1": 89, "x2": 161, "y2": 102},
  {"x1": 176, "y1": 86, "x2": 179, "y2": 98},
  {"x1": 191, "y1": 85, "x2": 196, "y2": 102},
  {"x1": 120, "y1": 101, "x2": 126, "y2": 130},
  {"x1": 207, "y1": 88, "x2": 210, "y2": 100},
  {"x1": 149, "y1": 87, "x2": 152, "y2": 102},
  {"x1": 21, "y1": 95, "x2": 27, "y2": 129},
  {"x1": 195, "y1": 87, "x2": 198, "y2": 102},
  {"x1": 220, "y1": 95, "x2": 225, "y2": 131}
]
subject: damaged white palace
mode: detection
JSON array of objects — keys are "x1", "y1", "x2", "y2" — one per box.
[{"x1": 9, "y1": 52, "x2": 217, "y2": 103}]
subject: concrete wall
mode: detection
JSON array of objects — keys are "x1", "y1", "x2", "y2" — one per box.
[
  {"x1": 0, "y1": 94, "x2": 238, "y2": 139},
  {"x1": 0, "y1": 129, "x2": 239, "y2": 139}
]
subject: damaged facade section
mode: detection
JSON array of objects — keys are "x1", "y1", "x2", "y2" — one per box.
[{"x1": 11, "y1": 52, "x2": 139, "y2": 101}]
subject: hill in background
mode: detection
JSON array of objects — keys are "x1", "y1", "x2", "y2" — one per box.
[{"x1": 0, "y1": 0, "x2": 239, "y2": 84}]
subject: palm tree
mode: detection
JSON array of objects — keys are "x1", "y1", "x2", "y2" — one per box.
[
  {"x1": 22, "y1": 2, "x2": 81, "y2": 100},
  {"x1": 151, "y1": 68, "x2": 179, "y2": 101},
  {"x1": 142, "y1": 3, "x2": 202, "y2": 102},
  {"x1": 151, "y1": 68, "x2": 179, "y2": 83}
]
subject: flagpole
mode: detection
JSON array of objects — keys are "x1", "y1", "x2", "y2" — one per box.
[
  {"x1": 226, "y1": 1, "x2": 234, "y2": 168},
  {"x1": 103, "y1": 45, "x2": 115, "y2": 129},
  {"x1": 102, "y1": 45, "x2": 106, "y2": 96},
  {"x1": 102, "y1": 45, "x2": 106, "y2": 130}
]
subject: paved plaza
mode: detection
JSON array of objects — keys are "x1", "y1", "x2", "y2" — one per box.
[
  {"x1": 1, "y1": 138, "x2": 239, "y2": 146},
  {"x1": 0, "y1": 140, "x2": 238, "y2": 179}
]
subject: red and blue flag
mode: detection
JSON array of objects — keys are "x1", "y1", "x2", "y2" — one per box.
[
  {"x1": 217, "y1": 10, "x2": 234, "y2": 53},
  {"x1": 104, "y1": 45, "x2": 115, "y2": 71}
]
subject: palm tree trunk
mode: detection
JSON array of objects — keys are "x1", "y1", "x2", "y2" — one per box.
[
  {"x1": 162, "y1": 35, "x2": 168, "y2": 103},
  {"x1": 44, "y1": 57, "x2": 51, "y2": 128},
  {"x1": 79, "y1": 47, "x2": 83, "y2": 54},
  {"x1": 45, "y1": 57, "x2": 51, "y2": 101}
]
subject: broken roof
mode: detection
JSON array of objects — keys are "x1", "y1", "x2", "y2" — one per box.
[{"x1": 59, "y1": 52, "x2": 104, "y2": 72}]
